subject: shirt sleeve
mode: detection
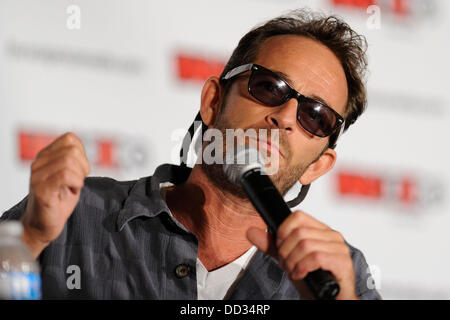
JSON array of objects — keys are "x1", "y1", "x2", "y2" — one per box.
[
  {"x1": 0, "y1": 195, "x2": 29, "y2": 221},
  {"x1": 348, "y1": 243, "x2": 382, "y2": 300}
]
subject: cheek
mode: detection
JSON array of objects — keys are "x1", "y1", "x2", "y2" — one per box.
[
  {"x1": 288, "y1": 137, "x2": 326, "y2": 167},
  {"x1": 220, "y1": 81, "x2": 274, "y2": 125},
  {"x1": 221, "y1": 99, "x2": 267, "y2": 128}
]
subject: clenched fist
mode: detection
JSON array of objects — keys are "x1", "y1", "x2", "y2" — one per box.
[{"x1": 21, "y1": 132, "x2": 91, "y2": 258}]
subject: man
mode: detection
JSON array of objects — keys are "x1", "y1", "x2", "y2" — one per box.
[{"x1": 1, "y1": 10, "x2": 381, "y2": 299}]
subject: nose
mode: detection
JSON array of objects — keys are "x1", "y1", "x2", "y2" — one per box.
[{"x1": 265, "y1": 98, "x2": 298, "y2": 133}]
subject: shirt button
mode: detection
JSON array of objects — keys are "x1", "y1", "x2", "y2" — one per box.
[{"x1": 175, "y1": 264, "x2": 190, "y2": 279}]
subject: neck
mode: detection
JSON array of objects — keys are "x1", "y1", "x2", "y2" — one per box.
[{"x1": 165, "y1": 165, "x2": 266, "y2": 271}]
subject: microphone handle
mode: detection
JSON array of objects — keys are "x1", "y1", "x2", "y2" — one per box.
[{"x1": 240, "y1": 169, "x2": 340, "y2": 300}]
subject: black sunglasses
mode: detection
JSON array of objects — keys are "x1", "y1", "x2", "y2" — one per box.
[{"x1": 222, "y1": 63, "x2": 345, "y2": 139}]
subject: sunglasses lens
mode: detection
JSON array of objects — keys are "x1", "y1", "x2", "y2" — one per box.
[
  {"x1": 249, "y1": 71, "x2": 290, "y2": 106},
  {"x1": 246, "y1": 66, "x2": 340, "y2": 138},
  {"x1": 297, "y1": 98, "x2": 338, "y2": 137}
]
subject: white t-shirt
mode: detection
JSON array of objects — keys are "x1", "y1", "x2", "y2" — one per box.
[
  {"x1": 196, "y1": 245, "x2": 257, "y2": 300},
  {"x1": 160, "y1": 182, "x2": 258, "y2": 300}
]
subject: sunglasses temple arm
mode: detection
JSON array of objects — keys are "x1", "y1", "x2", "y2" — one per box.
[
  {"x1": 180, "y1": 112, "x2": 203, "y2": 167},
  {"x1": 287, "y1": 121, "x2": 345, "y2": 208},
  {"x1": 335, "y1": 120, "x2": 346, "y2": 142},
  {"x1": 286, "y1": 184, "x2": 310, "y2": 208},
  {"x1": 222, "y1": 63, "x2": 253, "y2": 80}
]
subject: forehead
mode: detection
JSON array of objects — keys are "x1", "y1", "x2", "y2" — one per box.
[{"x1": 253, "y1": 35, "x2": 348, "y2": 115}]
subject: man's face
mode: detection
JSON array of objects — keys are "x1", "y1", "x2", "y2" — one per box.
[{"x1": 202, "y1": 35, "x2": 348, "y2": 197}]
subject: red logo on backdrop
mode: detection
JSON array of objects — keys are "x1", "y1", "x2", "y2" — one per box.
[
  {"x1": 18, "y1": 130, "x2": 148, "y2": 171},
  {"x1": 176, "y1": 54, "x2": 225, "y2": 82},
  {"x1": 336, "y1": 168, "x2": 444, "y2": 211},
  {"x1": 19, "y1": 132, "x2": 56, "y2": 163},
  {"x1": 338, "y1": 172, "x2": 384, "y2": 199}
]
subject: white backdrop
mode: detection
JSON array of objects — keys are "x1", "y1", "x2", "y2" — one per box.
[{"x1": 1, "y1": 0, "x2": 449, "y2": 299}]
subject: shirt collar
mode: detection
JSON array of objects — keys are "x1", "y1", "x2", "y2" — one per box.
[
  {"x1": 115, "y1": 164, "x2": 290, "y2": 298},
  {"x1": 116, "y1": 163, "x2": 192, "y2": 231},
  {"x1": 227, "y1": 250, "x2": 287, "y2": 299}
]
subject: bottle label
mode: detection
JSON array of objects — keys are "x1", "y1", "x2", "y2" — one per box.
[{"x1": 0, "y1": 272, "x2": 42, "y2": 300}]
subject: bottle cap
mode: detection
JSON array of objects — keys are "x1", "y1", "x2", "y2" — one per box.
[{"x1": 0, "y1": 221, "x2": 23, "y2": 237}]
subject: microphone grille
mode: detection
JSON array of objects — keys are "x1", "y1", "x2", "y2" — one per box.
[{"x1": 223, "y1": 146, "x2": 264, "y2": 185}]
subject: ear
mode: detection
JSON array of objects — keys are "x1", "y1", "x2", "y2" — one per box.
[
  {"x1": 200, "y1": 76, "x2": 222, "y2": 127},
  {"x1": 299, "y1": 148, "x2": 337, "y2": 185}
]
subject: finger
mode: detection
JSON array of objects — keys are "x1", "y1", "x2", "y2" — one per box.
[
  {"x1": 50, "y1": 168, "x2": 84, "y2": 193},
  {"x1": 38, "y1": 132, "x2": 85, "y2": 159},
  {"x1": 291, "y1": 251, "x2": 349, "y2": 281},
  {"x1": 277, "y1": 210, "x2": 329, "y2": 246},
  {"x1": 35, "y1": 168, "x2": 85, "y2": 206},
  {"x1": 278, "y1": 227, "x2": 344, "y2": 260},
  {"x1": 283, "y1": 240, "x2": 349, "y2": 274},
  {"x1": 246, "y1": 227, "x2": 277, "y2": 258},
  {"x1": 31, "y1": 153, "x2": 87, "y2": 188},
  {"x1": 290, "y1": 252, "x2": 358, "y2": 300},
  {"x1": 32, "y1": 145, "x2": 90, "y2": 175}
]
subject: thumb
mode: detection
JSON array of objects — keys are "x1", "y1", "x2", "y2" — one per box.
[{"x1": 246, "y1": 227, "x2": 277, "y2": 258}]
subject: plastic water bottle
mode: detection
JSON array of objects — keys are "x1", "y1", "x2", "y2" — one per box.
[{"x1": 0, "y1": 221, "x2": 42, "y2": 300}]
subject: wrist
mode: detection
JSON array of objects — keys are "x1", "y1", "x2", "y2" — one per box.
[
  {"x1": 336, "y1": 288, "x2": 359, "y2": 300},
  {"x1": 21, "y1": 220, "x2": 51, "y2": 259}
]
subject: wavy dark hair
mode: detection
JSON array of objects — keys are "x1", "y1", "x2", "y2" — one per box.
[{"x1": 219, "y1": 9, "x2": 369, "y2": 149}]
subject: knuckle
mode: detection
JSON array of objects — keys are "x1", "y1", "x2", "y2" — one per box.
[
  {"x1": 68, "y1": 145, "x2": 82, "y2": 159},
  {"x1": 277, "y1": 228, "x2": 288, "y2": 241},
  {"x1": 35, "y1": 147, "x2": 47, "y2": 160},
  {"x1": 291, "y1": 267, "x2": 302, "y2": 280},
  {"x1": 298, "y1": 239, "x2": 314, "y2": 252},
  {"x1": 296, "y1": 265, "x2": 307, "y2": 278},
  {"x1": 59, "y1": 170, "x2": 71, "y2": 182},
  {"x1": 311, "y1": 251, "x2": 323, "y2": 263},
  {"x1": 278, "y1": 247, "x2": 288, "y2": 260},
  {"x1": 64, "y1": 132, "x2": 75, "y2": 140},
  {"x1": 62, "y1": 154, "x2": 75, "y2": 168},
  {"x1": 35, "y1": 149, "x2": 43, "y2": 159},
  {"x1": 291, "y1": 264, "x2": 307, "y2": 280},
  {"x1": 298, "y1": 239, "x2": 312, "y2": 251},
  {"x1": 63, "y1": 132, "x2": 79, "y2": 146},
  {"x1": 285, "y1": 259, "x2": 295, "y2": 273},
  {"x1": 342, "y1": 244, "x2": 351, "y2": 256},
  {"x1": 30, "y1": 175, "x2": 39, "y2": 188},
  {"x1": 292, "y1": 210, "x2": 309, "y2": 225},
  {"x1": 30, "y1": 159, "x2": 39, "y2": 171},
  {"x1": 292, "y1": 210, "x2": 303, "y2": 219},
  {"x1": 67, "y1": 144, "x2": 78, "y2": 154},
  {"x1": 295, "y1": 227, "x2": 307, "y2": 240},
  {"x1": 333, "y1": 230, "x2": 344, "y2": 242},
  {"x1": 289, "y1": 262, "x2": 306, "y2": 279},
  {"x1": 33, "y1": 191, "x2": 45, "y2": 204}
]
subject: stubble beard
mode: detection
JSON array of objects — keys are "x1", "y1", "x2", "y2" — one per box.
[{"x1": 200, "y1": 116, "x2": 308, "y2": 200}]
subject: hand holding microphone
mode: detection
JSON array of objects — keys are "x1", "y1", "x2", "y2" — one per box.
[{"x1": 224, "y1": 147, "x2": 358, "y2": 300}]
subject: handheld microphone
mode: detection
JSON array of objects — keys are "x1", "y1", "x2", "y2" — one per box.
[{"x1": 223, "y1": 146, "x2": 340, "y2": 300}]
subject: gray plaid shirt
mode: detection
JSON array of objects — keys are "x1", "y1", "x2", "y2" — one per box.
[{"x1": 1, "y1": 163, "x2": 381, "y2": 300}]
